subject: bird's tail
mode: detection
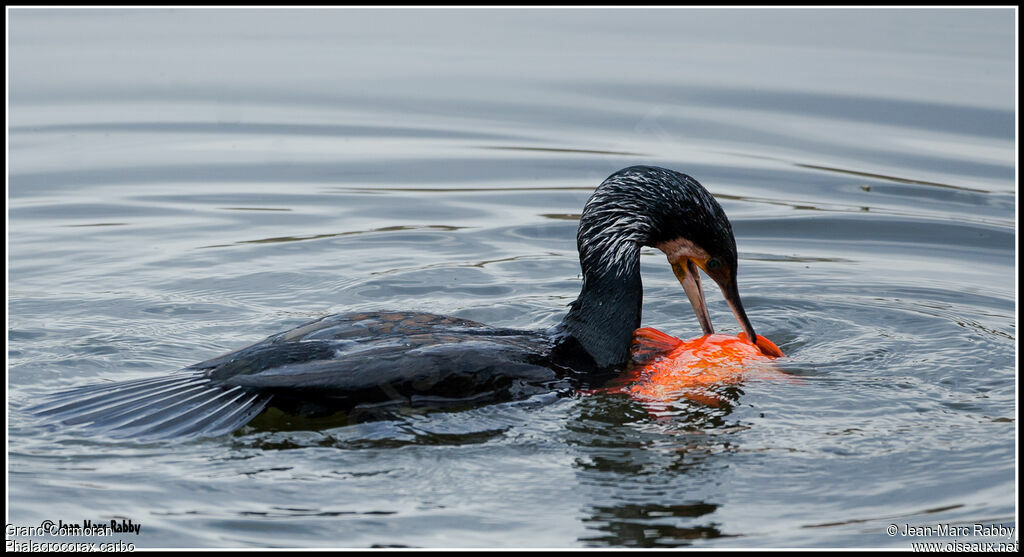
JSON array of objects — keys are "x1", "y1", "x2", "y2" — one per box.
[{"x1": 30, "y1": 373, "x2": 272, "y2": 440}]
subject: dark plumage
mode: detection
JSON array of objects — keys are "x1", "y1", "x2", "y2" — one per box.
[{"x1": 31, "y1": 166, "x2": 768, "y2": 440}]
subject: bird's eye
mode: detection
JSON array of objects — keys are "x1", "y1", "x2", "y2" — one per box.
[{"x1": 706, "y1": 258, "x2": 722, "y2": 270}]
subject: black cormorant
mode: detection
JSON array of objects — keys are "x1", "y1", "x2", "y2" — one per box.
[{"x1": 32, "y1": 166, "x2": 776, "y2": 439}]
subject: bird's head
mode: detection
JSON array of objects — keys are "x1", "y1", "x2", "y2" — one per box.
[{"x1": 577, "y1": 166, "x2": 779, "y2": 357}]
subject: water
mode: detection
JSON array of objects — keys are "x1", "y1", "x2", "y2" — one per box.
[{"x1": 7, "y1": 8, "x2": 1016, "y2": 549}]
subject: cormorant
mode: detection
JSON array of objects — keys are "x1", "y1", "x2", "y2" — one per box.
[{"x1": 31, "y1": 166, "x2": 778, "y2": 439}]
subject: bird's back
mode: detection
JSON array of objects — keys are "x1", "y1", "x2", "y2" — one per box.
[{"x1": 32, "y1": 311, "x2": 562, "y2": 440}]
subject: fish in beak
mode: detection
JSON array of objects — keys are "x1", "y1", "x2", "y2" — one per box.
[{"x1": 661, "y1": 242, "x2": 783, "y2": 358}]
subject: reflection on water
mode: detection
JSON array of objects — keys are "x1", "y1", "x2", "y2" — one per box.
[
  {"x1": 569, "y1": 394, "x2": 740, "y2": 547},
  {"x1": 582, "y1": 502, "x2": 724, "y2": 547},
  {"x1": 7, "y1": 7, "x2": 1016, "y2": 549}
]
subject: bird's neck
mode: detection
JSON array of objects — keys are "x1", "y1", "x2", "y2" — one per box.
[{"x1": 555, "y1": 242, "x2": 643, "y2": 370}]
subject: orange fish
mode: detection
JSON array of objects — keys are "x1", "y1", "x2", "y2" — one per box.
[{"x1": 596, "y1": 327, "x2": 785, "y2": 407}]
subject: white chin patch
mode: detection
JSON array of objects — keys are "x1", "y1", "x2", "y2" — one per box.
[{"x1": 655, "y1": 237, "x2": 710, "y2": 263}]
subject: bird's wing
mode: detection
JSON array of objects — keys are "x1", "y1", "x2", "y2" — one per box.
[
  {"x1": 218, "y1": 339, "x2": 557, "y2": 399},
  {"x1": 184, "y1": 311, "x2": 492, "y2": 372}
]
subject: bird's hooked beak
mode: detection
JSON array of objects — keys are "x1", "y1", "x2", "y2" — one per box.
[
  {"x1": 664, "y1": 248, "x2": 782, "y2": 357},
  {"x1": 670, "y1": 256, "x2": 756, "y2": 340}
]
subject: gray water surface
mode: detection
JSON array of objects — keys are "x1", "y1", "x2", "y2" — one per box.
[{"x1": 7, "y1": 8, "x2": 1017, "y2": 549}]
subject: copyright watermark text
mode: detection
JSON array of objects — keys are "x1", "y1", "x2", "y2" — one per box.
[
  {"x1": 5, "y1": 519, "x2": 138, "y2": 552},
  {"x1": 884, "y1": 522, "x2": 1017, "y2": 552}
]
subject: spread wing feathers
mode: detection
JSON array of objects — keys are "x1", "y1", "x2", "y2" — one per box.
[
  {"x1": 29, "y1": 311, "x2": 554, "y2": 440},
  {"x1": 30, "y1": 373, "x2": 271, "y2": 440}
]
